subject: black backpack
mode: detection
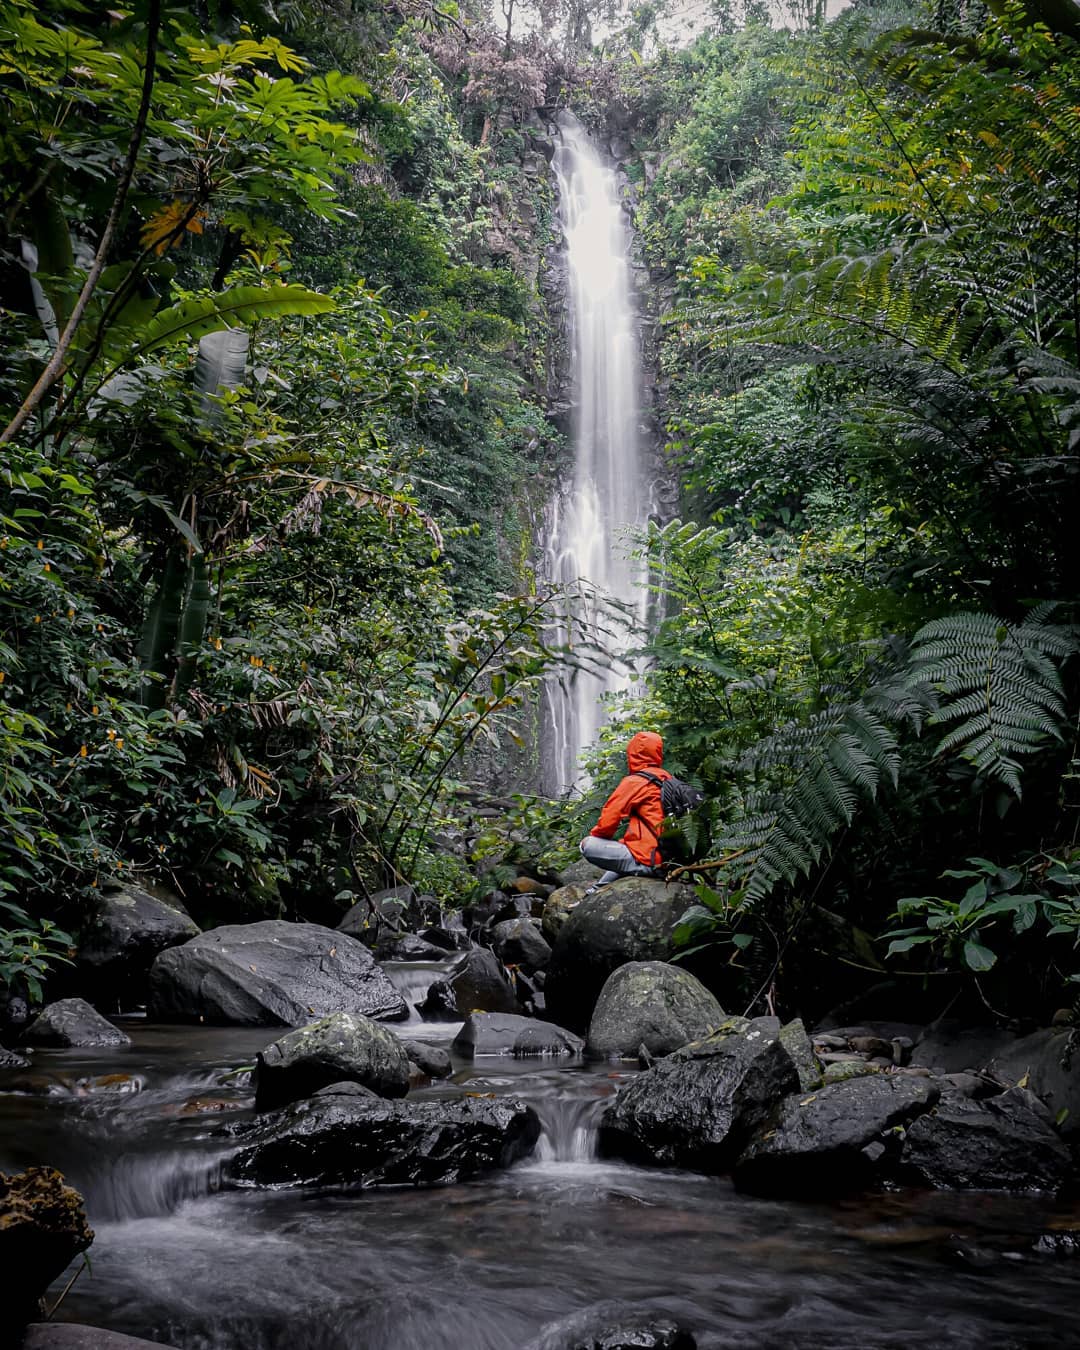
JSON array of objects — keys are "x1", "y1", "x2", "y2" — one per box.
[{"x1": 631, "y1": 770, "x2": 707, "y2": 863}]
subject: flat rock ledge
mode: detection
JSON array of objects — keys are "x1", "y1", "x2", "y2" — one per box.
[
  {"x1": 452, "y1": 1012, "x2": 583, "y2": 1058},
  {"x1": 224, "y1": 1085, "x2": 541, "y2": 1188},
  {"x1": 734, "y1": 1074, "x2": 941, "y2": 1197}
]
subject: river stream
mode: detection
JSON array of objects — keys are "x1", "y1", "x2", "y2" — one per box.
[{"x1": 4, "y1": 978, "x2": 1080, "y2": 1349}]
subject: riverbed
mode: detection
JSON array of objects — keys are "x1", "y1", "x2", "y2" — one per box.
[{"x1": 4, "y1": 989, "x2": 1080, "y2": 1349}]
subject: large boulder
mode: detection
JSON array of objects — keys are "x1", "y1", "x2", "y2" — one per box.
[
  {"x1": 586, "y1": 961, "x2": 724, "y2": 1061},
  {"x1": 452, "y1": 946, "x2": 519, "y2": 1013},
  {"x1": 254, "y1": 1012, "x2": 410, "y2": 1110},
  {"x1": 540, "y1": 884, "x2": 586, "y2": 944},
  {"x1": 76, "y1": 881, "x2": 199, "y2": 1005},
  {"x1": 417, "y1": 948, "x2": 520, "y2": 1020},
  {"x1": 599, "y1": 1017, "x2": 799, "y2": 1172},
  {"x1": 901, "y1": 1086, "x2": 1072, "y2": 1193},
  {"x1": 147, "y1": 921, "x2": 407, "y2": 1026},
  {"x1": 224, "y1": 1085, "x2": 540, "y2": 1187},
  {"x1": 491, "y1": 917, "x2": 551, "y2": 974},
  {"x1": 523, "y1": 1301, "x2": 696, "y2": 1349},
  {"x1": 544, "y1": 878, "x2": 697, "y2": 1031},
  {"x1": 734, "y1": 1074, "x2": 940, "y2": 1197},
  {"x1": 0, "y1": 1167, "x2": 94, "y2": 1327},
  {"x1": 452, "y1": 1012, "x2": 583, "y2": 1058},
  {"x1": 23, "y1": 999, "x2": 130, "y2": 1049}
]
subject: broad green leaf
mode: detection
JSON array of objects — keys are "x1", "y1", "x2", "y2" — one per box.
[
  {"x1": 962, "y1": 940, "x2": 997, "y2": 972},
  {"x1": 132, "y1": 284, "x2": 335, "y2": 360}
]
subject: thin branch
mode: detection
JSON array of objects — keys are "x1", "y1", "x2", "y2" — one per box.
[{"x1": 1, "y1": 0, "x2": 163, "y2": 447}]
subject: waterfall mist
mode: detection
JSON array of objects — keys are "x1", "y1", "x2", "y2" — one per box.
[{"x1": 542, "y1": 113, "x2": 651, "y2": 796}]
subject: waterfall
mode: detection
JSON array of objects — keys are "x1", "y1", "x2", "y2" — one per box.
[{"x1": 543, "y1": 113, "x2": 650, "y2": 796}]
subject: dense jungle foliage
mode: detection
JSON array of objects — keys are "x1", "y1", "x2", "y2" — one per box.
[
  {"x1": 2, "y1": 0, "x2": 1078, "y2": 1023},
  {"x1": 0, "y1": 0, "x2": 572, "y2": 969},
  {"x1": 571, "y1": 0, "x2": 1080, "y2": 1022}
]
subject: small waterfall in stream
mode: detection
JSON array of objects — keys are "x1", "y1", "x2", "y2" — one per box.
[{"x1": 542, "y1": 113, "x2": 651, "y2": 795}]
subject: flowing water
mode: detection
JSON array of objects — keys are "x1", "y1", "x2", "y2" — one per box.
[
  {"x1": 543, "y1": 114, "x2": 651, "y2": 795},
  {"x1": 5, "y1": 1019, "x2": 1080, "y2": 1349}
]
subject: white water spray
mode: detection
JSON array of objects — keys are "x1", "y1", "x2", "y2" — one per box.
[{"x1": 543, "y1": 114, "x2": 650, "y2": 795}]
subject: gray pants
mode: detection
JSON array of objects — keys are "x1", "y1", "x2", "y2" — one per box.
[{"x1": 579, "y1": 836, "x2": 655, "y2": 888}]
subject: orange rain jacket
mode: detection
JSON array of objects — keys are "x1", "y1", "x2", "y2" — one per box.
[{"x1": 589, "y1": 731, "x2": 672, "y2": 867}]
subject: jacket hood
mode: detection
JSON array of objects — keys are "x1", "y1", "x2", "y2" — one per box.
[{"x1": 626, "y1": 731, "x2": 664, "y2": 772}]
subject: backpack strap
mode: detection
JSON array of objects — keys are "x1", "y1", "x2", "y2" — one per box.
[{"x1": 628, "y1": 770, "x2": 665, "y2": 865}]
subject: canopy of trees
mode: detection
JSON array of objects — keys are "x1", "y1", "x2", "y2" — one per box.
[{"x1": 2, "y1": 0, "x2": 1078, "y2": 1020}]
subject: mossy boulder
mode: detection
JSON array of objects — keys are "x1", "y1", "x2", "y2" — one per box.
[
  {"x1": 586, "y1": 961, "x2": 724, "y2": 1060},
  {"x1": 254, "y1": 1012, "x2": 410, "y2": 1110},
  {"x1": 544, "y1": 878, "x2": 697, "y2": 1032},
  {"x1": 0, "y1": 1166, "x2": 94, "y2": 1326}
]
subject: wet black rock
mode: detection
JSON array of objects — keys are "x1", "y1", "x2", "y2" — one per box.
[
  {"x1": 419, "y1": 923, "x2": 469, "y2": 953},
  {"x1": 900, "y1": 1086, "x2": 1072, "y2": 1193},
  {"x1": 417, "y1": 978, "x2": 460, "y2": 1020},
  {"x1": 402, "y1": 1040, "x2": 453, "y2": 1078},
  {"x1": 734, "y1": 1073, "x2": 940, "y2": 1197},
  {"x1": 452, "y1": 1012, "x2": 583, "y2": 1058},
  {"x1": 448, "y1": 947, "x2": 519, "y2": 1015},
  {"x1": 586, "y1": 961, "x2": 724, "y2": 1061},
  {"x1": 147, "y1": 921, "x2": 408, "y2": 1026},
  {"x1": 23, "y1": 999, "x2": 131, "y2": 1049},
  {"x1": 373, "y1": 932, "x2": 453, "y2": 963},
  {"x1": 76, "y1": 881, "x2": 199, "y2": 1006},
  {"x1": 254, "y1": 1012, "x2": 411, "y2": 1110},
  {"x1": 522, "y1": 1300, "x2": 696, "y2": 1349},
  {"x1": 21, "y1": 1327, "x2": 178, "y2": 1350},
  {"x1": 491, "y1": 917, "x2": 552, "y2": 974},
  {"x1": 599, "y1": 1017, "x2": 799, "y2": 1172},
  {"x1": 0, "y1": 1046, "x2": 30, "y2": 1068},
  {"x1": 225, "y1": 1087, "x2": 540, "y2": 1187},
  {"x1": 545, "y1": 878, "x2": 697, "y2": 1031},
  {"x1": 336, "y1": 885, "x2": 427, "y2": 945}
]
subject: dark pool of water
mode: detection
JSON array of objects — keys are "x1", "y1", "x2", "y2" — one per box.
[{"x1": 3, "y1": 1016, "x2": 1080, "y2": 1350}]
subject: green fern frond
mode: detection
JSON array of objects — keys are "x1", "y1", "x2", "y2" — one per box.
[
  {"x1": 905, "y1": 608, "x2": 1078, "y2": 795},
  {"x1": 720, "y1": 698, "x2": 901, "y2": 905}
]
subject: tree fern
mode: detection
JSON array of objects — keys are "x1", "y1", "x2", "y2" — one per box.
[
  {"x1": 905, "y1": 607, "x2": 1078, "y2": 795},
  {"x1": 716, "y1": 698, "x2": 901, "y2": 905},
  {"x1": 703, "y1": 609, "x2": 1075, "y2": 909}
]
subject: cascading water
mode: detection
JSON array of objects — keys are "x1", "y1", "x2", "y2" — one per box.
[{"x1": 543, "y1": 113, "x2": 651, "y2": 795}]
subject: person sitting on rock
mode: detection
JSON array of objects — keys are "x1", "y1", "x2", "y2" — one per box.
[{"x1": 579, "y1": 730, "x2": 671, "y2": 891}]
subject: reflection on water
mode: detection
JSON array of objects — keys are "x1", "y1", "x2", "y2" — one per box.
[{"x1": 2, "y1": 1023, "x2": 1080, "y2": 1349}]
